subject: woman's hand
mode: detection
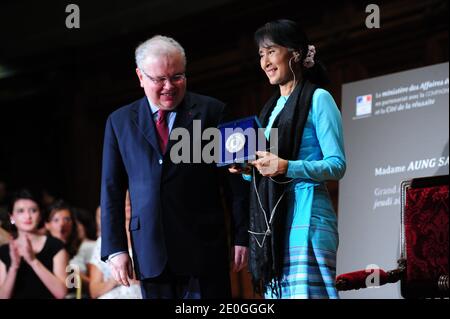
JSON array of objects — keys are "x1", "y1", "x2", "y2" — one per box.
[
  {"x1": 19, "y1": 235, "x2": 36, "y2": 264},
  {"x1": 251, "y1": 151, "x2": 288, "y2": 177},
  {"x1": 228, "y1": 163, "x2": 252, "y2": 175},
  {"x1": 106, "y1": 277, "x2": 120, "y2": 289},
  {"x1": 9, "y1": 240, "x2": 21, "y2": 270}
]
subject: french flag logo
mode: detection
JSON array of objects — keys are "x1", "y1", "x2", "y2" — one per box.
[{"x1": 356, "y1": 94, "x2": 372, "y2": 116}]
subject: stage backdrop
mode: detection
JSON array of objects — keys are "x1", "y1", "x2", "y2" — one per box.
[{"x1": 338, "y1": 62, "x2": 449, "y2": 299}]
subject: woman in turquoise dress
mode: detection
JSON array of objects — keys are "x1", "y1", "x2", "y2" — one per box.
[{"x1": 230, "y1": 19, "x2": 346, "y2": 299}]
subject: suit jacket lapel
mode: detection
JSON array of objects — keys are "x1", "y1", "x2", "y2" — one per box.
[
  {"x1": 165, "y1": 92, "x2": 198, "y2": 154},
  {"x1": 163, "y1": 93, "x2": 200, "y2": 182},
  {"x1": 133, "y1": 97, "x2": 162, "y2": 156}
]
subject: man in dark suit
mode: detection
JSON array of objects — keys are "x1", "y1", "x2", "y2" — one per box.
[{"x1": 100, "y1": 35, "x2": 248, "y2": 299}]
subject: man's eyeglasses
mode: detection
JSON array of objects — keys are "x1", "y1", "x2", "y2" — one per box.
[{"x1": 140, "y1": 69, "x2": 186, "y2": 86}]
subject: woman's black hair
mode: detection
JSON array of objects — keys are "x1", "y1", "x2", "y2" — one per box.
[
  {"x1": 72, "y1": 207, "x2": 97, "y2": 241},
  {"x1": 45, "y1": 199, "x2": 81, "y2": 258},
  {"x1": 7, "y1": 189, "x2": 42, "y2": 234},
  {"x1": 255, "y1": 19, "x2": 329, "y2": 86},
  {"x1": 8, "y1": 189, "x2": 41, "y2": 215},
  {"x1": 255, "y1": 19, "x2": 309, "y2": 62}
]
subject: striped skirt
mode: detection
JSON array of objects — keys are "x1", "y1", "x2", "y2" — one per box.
[{"x1": 265, "y1": 183, "x2": 339, "y2": 299}]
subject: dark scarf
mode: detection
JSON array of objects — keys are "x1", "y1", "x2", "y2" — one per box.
[{"x1": 248, "y1": 80, "x2": 318, "y2": 296}]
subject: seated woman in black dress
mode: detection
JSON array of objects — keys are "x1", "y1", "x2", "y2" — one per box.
[{"x1": 0, "y1": 189, "x2": 68, "y2": 299}]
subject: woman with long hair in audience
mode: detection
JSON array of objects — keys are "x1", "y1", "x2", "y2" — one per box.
[
  {"x1": 70, "y1": 207, "x2": 97, "y2": 298},
  {"x1": 45, "y1": 200, "x2": 81, "y2": 259},
  {"x1": 45, "y1": 200, "x2": 93, "y2": 298},
  {"x1": 0, "y1": 189, "x2": 68, "y2": 298}
]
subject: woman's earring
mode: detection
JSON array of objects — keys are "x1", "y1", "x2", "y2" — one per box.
[{"x1": 10, "y1": 219, "x2": 15, "y2": 225}]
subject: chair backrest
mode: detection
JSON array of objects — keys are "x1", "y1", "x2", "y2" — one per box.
[{"x1": 400, "y1": 175, "x2": 449, "y2": 298}]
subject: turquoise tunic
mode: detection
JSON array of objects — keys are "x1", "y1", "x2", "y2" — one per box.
[{"x1": 248, "y1": 88, "x2": 346, "y2": 299}]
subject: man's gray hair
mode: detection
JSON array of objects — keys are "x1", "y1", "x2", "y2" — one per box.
[{"x1": 135, "y1": 35, "x2": 186, "y2": 70}]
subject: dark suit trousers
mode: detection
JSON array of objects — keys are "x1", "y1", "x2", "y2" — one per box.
[{"x1": 140, "y1": 265, "x2": 231, "y2": 299}]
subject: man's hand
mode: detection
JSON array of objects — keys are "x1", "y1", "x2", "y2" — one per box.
[
  {"x1": 228, "y1": 163, "x2": 252, "y2": 175},
  {"x1": 232, "y1": 245, "x2": 248, "y2": 272},
  {"x1": 108, "y1": 253, "x2": 134, "y2": 287}
]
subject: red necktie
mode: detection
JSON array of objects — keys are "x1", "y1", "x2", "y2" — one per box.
[{"x1": 156, "y1": 109, "x2": 169, "y2": 153}]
